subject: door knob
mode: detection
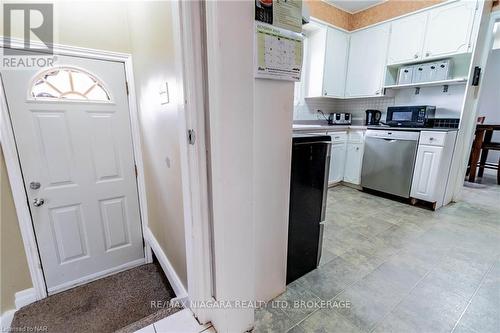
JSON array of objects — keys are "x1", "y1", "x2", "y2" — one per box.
[{"x1": 33, "y1": 198, "x2": 45, "y2": 207}]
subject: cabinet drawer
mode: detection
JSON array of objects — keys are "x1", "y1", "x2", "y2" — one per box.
[
  {"x1": 348, "y1": 130, "x2": 365, "y2": 143},
  {"x1": 328, "y1": 131, "x2": 348, "y2": 143},
  {"x1": 419, "y1": 131, "x2": 446, "y2": 146}
]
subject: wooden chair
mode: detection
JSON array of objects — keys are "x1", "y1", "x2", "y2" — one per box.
[
  {"x1": 466, "y1": 116, "x2": 486, "y2": 177},
  {"x1": 478, "y1": 131, "x2": 500, "y2": 185}
]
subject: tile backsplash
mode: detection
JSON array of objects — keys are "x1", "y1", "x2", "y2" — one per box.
[
  {"x1": 294, "y1": 96, "x2": 395, "y2": 125},
  {"x1": 294, "y1": 85, "x2": 466, "y2": 125}
]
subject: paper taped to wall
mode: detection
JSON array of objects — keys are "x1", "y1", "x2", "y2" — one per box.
[
  {"x1": 255, "y1": 0, "x2": 303, "y2": 33},
  {"x1": 254, "y1": 22, "x2": 303, "y2": 82}
]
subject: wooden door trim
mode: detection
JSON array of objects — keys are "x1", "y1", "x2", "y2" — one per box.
[{"x1": 0, "y1": 38, "x2": 152, "y2": 301}]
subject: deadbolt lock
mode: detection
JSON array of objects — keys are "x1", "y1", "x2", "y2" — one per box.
[{"x1": 30, "y1": 182, "x2": 41, "y2": 190}]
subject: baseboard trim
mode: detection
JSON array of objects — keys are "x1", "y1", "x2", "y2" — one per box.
[
  {"x1": 144, "y1": 228, "x2": 188, "y2": 299},
  {"x1": 1, "y1": 310, "x2": 15, "y2": 331},
  {"x1": 15, "y1": 288, "x2": 37, "y2": 309},
  {"x1": 1, "y1": 288, "x2": 38, "y2": 330}
]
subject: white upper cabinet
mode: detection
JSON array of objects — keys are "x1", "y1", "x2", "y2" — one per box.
[
  {"x1": 323, "y1": 27, "x2": 349, "y2": 97},
  {"x1": 386, "y1": 1, "x2": 478, "y2": 65},
  {"x1": 423, "y1": 0, "x2": 477, "y2": 59},
  {"x1": 387, "y1": 13, "x2": 428, "y2": 64},
  {"x1": 345, "y1": 23, "x2": 390, "y2": 98},
  {"x1": 304, "y1": 22, "x2": 349, "y2": 98}
]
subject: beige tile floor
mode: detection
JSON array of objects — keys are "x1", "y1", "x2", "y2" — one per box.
[{"x1": 255, "y1": 174, "x2": 500, "y2": 333}]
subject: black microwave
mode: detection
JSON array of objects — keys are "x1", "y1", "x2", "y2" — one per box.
[{"x1": 386, "y1": 106, "x2": 436, "y2": 127}]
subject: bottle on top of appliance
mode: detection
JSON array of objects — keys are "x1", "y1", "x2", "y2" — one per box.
[{"x1": 365, "y1": 110, "x2": 382, "y2": 125}]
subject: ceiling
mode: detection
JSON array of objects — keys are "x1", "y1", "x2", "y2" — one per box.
[{"x1": 324, "y1": 0, "x2": 387, "y2": 14}]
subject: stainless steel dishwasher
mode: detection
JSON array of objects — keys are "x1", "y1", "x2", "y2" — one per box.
[{"x1": 361, "y1": 130, "x2": 420, "y2": 198}]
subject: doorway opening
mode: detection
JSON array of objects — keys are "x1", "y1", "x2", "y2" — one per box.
[{"x1": 464, "y1": 18, "x2": 500, "y2": 200}]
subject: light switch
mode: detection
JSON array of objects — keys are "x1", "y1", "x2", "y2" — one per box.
[{"x1": 159, "y1": 82, "x2": 169, "y2": 105}]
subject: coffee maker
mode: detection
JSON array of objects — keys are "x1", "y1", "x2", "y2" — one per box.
[{"x1": 365, "y1": 110, "x2": 382, "y2": 125}]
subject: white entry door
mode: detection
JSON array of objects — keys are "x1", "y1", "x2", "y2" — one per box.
[{"x1": 1, "y1": 52, "x2": 144, "y2": 294}]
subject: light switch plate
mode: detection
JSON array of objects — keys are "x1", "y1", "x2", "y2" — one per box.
[{"x1": 159, "y1": 82, "x2": 169, "y2": 105}]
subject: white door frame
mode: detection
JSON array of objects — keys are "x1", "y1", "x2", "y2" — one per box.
[
  {"x1": 176, "y1": 0, "x2": 214, "y2": 324},
  {"x1": 0, "y1": 37, "x2": 153, "y2": 300},
  {"x1": 450, "y1": 6, "x2": 500, "y2": 200}
]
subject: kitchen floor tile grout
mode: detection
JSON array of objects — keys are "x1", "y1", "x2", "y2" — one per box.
[{"x1": 449, "y1": 261, "x2": 496, "y2": 333}]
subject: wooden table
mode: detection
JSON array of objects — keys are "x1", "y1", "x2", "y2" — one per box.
[{"x1": 468, "y1": 124, "x2": 500, "y2": 182}]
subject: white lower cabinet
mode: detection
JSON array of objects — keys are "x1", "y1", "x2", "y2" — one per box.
[
  {"x1": 411, "y1": 145, "x2": 443, "y2": 201},
  {"x1": 329, "y1": 141, "x2": 347, "y2": 183},
  {"x1": 343, "y1": 143, "x2": 364, "y2": 185},
  {"x1": 328, "y1": 130, "x2": 365, "y2": 185},
  {"x1": 410, "y1": 131, "x2": 457, "y2": 209}
]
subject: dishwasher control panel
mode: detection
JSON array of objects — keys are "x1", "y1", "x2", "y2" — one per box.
[{"x1": 365, "y1": 130, "x2": 420, "y2": 141}]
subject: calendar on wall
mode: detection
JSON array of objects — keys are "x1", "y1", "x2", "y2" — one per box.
[{"x1": 254, "y1": 22, "x2": 303, "y2": 82}]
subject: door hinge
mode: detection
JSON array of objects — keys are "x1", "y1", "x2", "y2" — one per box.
[
  {"x1": 134, "y1": 164, "x2": 138, "y2": 177},
  {"x1": 126, "y1": 82, "x2": 129, "y2": 95},
  {"x1": 187, "y1": 129, "x2": 196, "y2": 145}
]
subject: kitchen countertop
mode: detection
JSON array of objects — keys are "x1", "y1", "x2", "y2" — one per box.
[
  {"x1": 292, "y1": 124, "x2": 368, "y2": 132},
  {"x1": 292, "y1": 124, "x2": 459, "y2": 133},
  {"x1": 366, "y1": 126, "x2": 459, "y2": 132}
]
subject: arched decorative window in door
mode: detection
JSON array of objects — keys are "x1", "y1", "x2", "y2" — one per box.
[{"x1": 30, "y1": 67, "x2": 111, "y2": 102}]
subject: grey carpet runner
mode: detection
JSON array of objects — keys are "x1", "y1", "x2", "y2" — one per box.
[{"x1": 11, "y1": 263, "x2": 182, "y2": 333}]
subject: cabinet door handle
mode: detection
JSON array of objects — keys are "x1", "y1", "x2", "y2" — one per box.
[
  {"x1": 425, "y1": 52, "x2": 430, "y2": 57},
  {"x1": 429, "y1": 137, "x2": 435, "y2": 141},
  {"x1": 414, "y1": 53, "x2": 419, "y2": 59}
]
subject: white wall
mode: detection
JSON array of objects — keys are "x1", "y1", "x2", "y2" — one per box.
[
  {"x1": 126, "y1": 1, "x2": 188, "y2": 288},
  {"x1": 477, "y1": 48, "x2": 500, "y2": 163},
  {"x1": 205, "y1": 0, "x2": 294, "y2": 331},
  {"x1": 393, "y1": 85, "x2": 466, "y2": 118},
  {"x1": 254, "y1": 80, "x2": 294, "y2": 302},
  {"x1": 205, "y1": 1, "x2": 255, "y2": 331}
]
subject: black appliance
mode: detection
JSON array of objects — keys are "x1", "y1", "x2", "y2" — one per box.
[
  {"x1": 386, "y1": 105, "x2": 436, "y2": 127},
  {"x1": 287, "y1": 134, "x2": 331, "y2": 284},
  {"x1": 365, "y1": 110, "x2": 382, "y2": 125}
]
